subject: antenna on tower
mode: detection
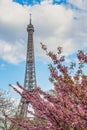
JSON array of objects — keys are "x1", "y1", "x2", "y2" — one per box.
[{"x1": 30, "y1": 13, "x2": 32, "y2": 24}]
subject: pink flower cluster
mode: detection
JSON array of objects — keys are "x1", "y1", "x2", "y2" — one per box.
[
  {"x1": 77, "y1": 50, "x2": 87, "y2": 63},
  {"x1": 7, "y1": 44, "x2": 87, "y2": 130}
]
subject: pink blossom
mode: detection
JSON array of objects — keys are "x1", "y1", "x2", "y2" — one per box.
[{"x1": 7, "y1": 45, "x2": 87, "y2": 130}]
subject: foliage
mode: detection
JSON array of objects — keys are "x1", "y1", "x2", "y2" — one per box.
[{"x1": 7, "y1": 44, "x2": 87, "y2": 130}]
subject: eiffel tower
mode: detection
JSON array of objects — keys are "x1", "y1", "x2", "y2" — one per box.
[{"x1": 9, "y1": 14, "x2": 37, "y2": 130}]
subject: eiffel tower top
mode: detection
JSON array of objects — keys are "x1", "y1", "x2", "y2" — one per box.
[{"x1": 27, "y1": 13, "x2": 34, "y2": 32}]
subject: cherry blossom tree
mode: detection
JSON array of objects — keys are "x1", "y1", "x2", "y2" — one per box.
[{"x1": 7, "y1": 44, "x2": 87, "y2": 130}]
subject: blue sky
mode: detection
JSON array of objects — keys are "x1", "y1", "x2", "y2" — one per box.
[{"x1": 0, "y1": 0, "x2": 87, "y2": 98}]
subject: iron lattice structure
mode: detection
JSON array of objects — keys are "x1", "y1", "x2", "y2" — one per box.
[
  {"x1": 19, "y1": 15, "x2": 37, "y2": 117},
  {"x1": 24, "y1": 16, "x2": 36, "y2": 91},
  {"x1": 9, "y1": 15, "x2": 37, "y2": 130}
]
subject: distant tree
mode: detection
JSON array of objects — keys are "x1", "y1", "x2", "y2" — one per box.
[
  {"x1": 7, "y1": 44, "x2": 87, "y2": 130},
  {"x1": 0, "y1": 90, "x2": 16, "y2": 130}
]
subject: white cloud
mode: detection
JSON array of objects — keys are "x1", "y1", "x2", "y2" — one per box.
[
  {"x1": 0, "y1": 0, "x2": 87, "y2": 64},
  {"x1": 68, "y1": 0, "x2": 87, "y2": 10},
  {"x1": 0, "y1": 0, "x2": 29, "y2": 26},
  {"x1": 32, "y1": 2, "x2": 87, "y2": 58},
  {"x1": 0, "y1": 40, "x2": 26, "y2": 64}
]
